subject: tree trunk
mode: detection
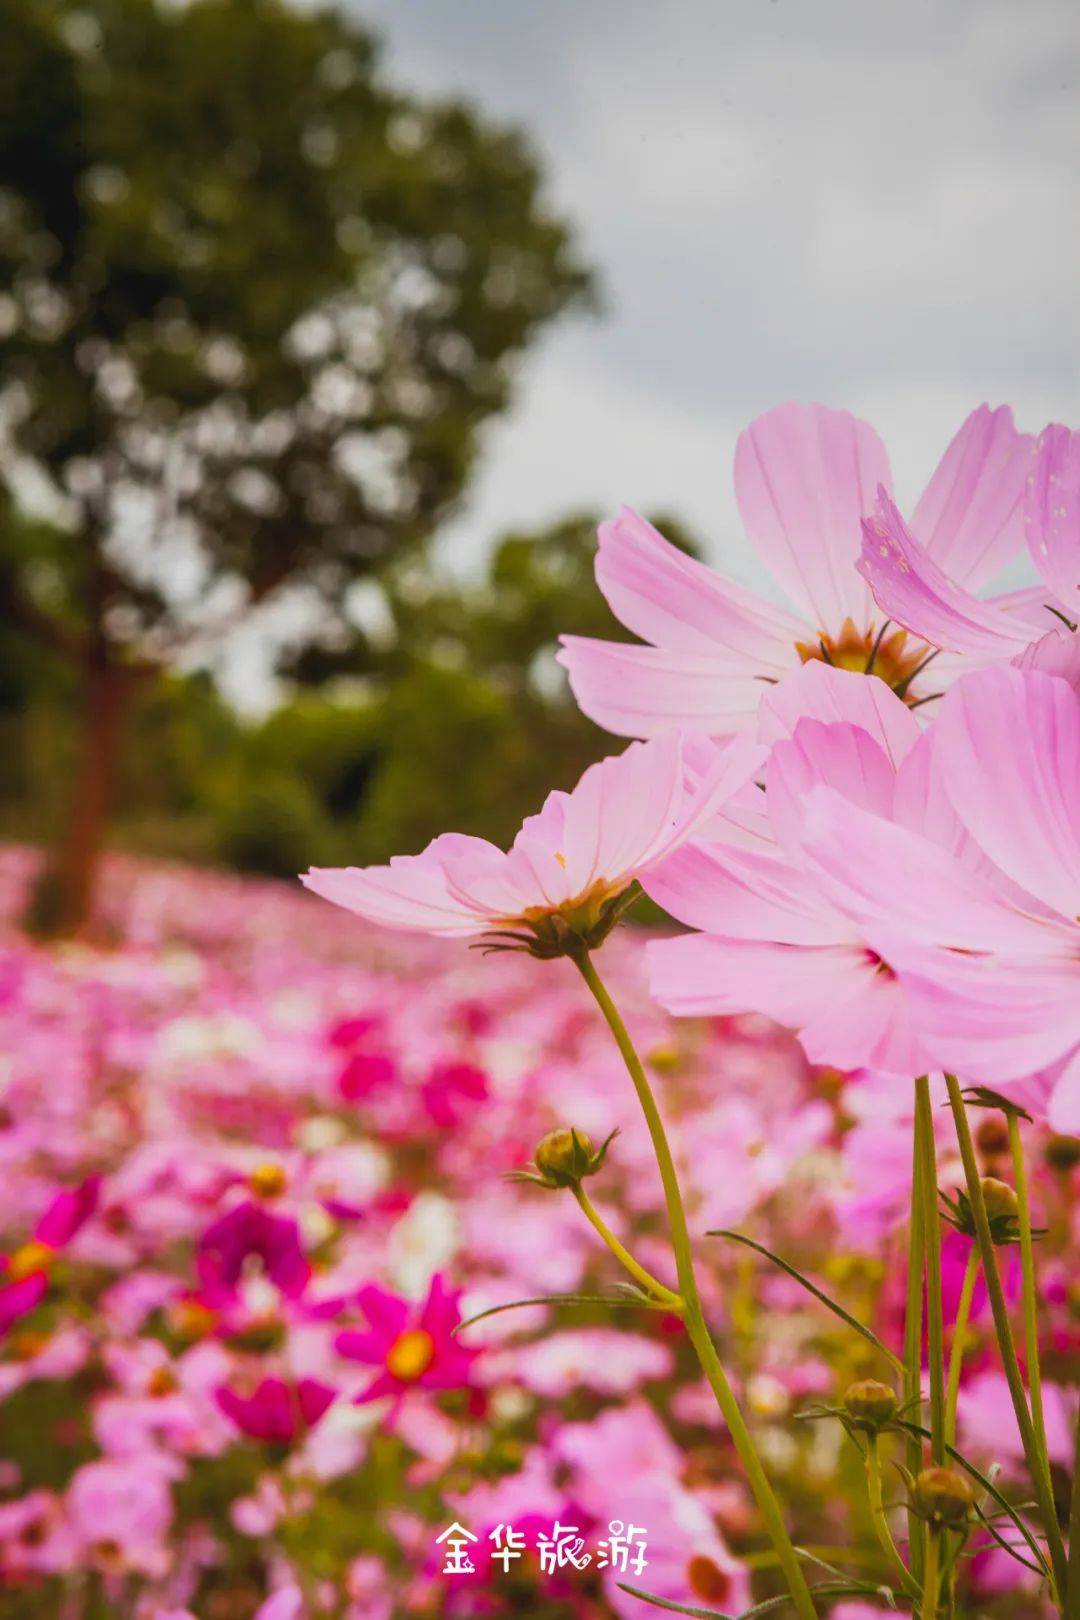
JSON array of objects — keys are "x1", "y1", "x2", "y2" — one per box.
[{"x1": 29, "y1": 658, "x2": 132, "y2": 937}]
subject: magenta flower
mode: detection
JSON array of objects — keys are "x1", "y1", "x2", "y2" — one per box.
[
  {"x1": 335, "y1": 1274, "x2": 477, "y2": 1405},
  {"x1": 0, "y1": 1175, "x2": 100, "y2": 1336},
  {"x1": 197, "y1": 1201, "x2": 311, "y2": 1306},
  {"x1": 559, "y1": 402, "x2": 1033, "y2": 735},
  {"x1": 215, "y1": 1376, "x2": 336, "y2": 1445},
  {"x1": 302, "y1": 731, "x2": 762, "y2": 953},
  {"x1": 858, "y1": 421, "x2": 1078, "y2": 665}
]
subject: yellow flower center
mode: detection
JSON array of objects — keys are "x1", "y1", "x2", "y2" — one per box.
[
  {"x1": 249, "y1": 1162, "x2": 288, "y2": 1199},
  {"x1": 385, "y1": 1328, "x2": 436, "y2": 1382},
  {"x1": 795, "y1": 617, "x2": 930, "y2": 699},
  {"x1": 7, "y1": 1240, "x2": 55, "y2": 1282}
]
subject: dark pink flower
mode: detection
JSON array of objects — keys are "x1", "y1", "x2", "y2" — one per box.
[
  {"x1": 335, "y1": 1274, "x2": 477, "y2": 1405},
  {"x1": 0, "y1": 1175, "x2": 101, "y2": 1337},
  {"x1": 422, "y1": 1061, "x2": 488, "y2": 1128},
  {"x1": 197, "y1": 1201, "x2": 310, "y2": 1305},
  {"x1": 215, "y1": 1376, "x2": 336, "y2": 1445}
]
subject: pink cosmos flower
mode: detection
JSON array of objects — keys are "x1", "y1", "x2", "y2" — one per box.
[
  {"x1": 858, "y1": 422, "x2": 1078, "y2": 667},
  {"x1": 644, "y1": 665, "x2": 946, "y2": 1073},
  {"x1": 559, "y1": 402, "x2": 1033, "y2": 735},
  {"x1": 786, "y1": 665, "x2": 1080, "y2": 1129},
  {"x1": 65, "y1": 1455, "x2": 177, "y2": 1578},
  {"x1": 302, "y1": 730, "x2": 762, "y2": 953},
  {"x1": 0, "y1": 1175, "x2": 100, "y2": 1336},
  {"x1": 215, "y1": 1376, "x2": 336, "y2": 1445},
  {"x1": 196, "y1": 1201, "x2": 311, "y2": 1306},
  {"x1": 335, "y1": 1274, "x2": 477, "y2": 1406}
]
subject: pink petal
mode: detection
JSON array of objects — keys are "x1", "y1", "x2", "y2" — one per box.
[
  {"x1": 858, "y1": 493, "x2": 1033, "y2": 657},
  {"x1": 647, "y1": 933, "x2": 920, "y2": 1071},
  {"x1": 1026, "y1": 423, "x2": 1080, "y2": 609},
  {"x1": 880, "y1": 941, "x2": 1080, "y2": 1084},
  {"x1": 301, "y1": 839, "x2": 492, "y2": 936},
  {"x1": 911, "y1": 404, "x2": 1033, "y2": 588},
  {"x1": 938, "y1": 667, "x2": 1080, "y2": 919},
  {"x1": 593, "y1": 506, "x2": 806, "y2": 659},
  {"x1": 1013, "y1": 628, "x2": 1080, "y2": 693},
  {"x1": 735, "y1": 402, "x2": 891, "y2": 630},
  {"x1": 643, "y1": 843, "x2": 848, "y2": 945},
  {"x1": 557, "y1": 636, "x2": 776, "y2": 738},
  {"x1": 799, "y1": 787, "x2": 1062, "y2": 955},
  {"x1": 758, "y1": 662, "x2": 920, "y2": 764},
  {"x1": 765, "y1": 721, "x2": 899, "y2": 854}
]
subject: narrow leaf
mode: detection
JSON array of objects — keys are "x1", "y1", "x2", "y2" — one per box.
[
  {"x1": 707, "y1": 1230, "x2": 903, "y2": 1374},
  {"x1": 453, "y1": 1293, "x2": 663, "y2": 1336}
]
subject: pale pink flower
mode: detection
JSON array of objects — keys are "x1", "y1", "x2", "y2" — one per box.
[
  {"x1": 560, "y1": 402, "x2": 1033, "y2": 735},
  {"x1": 644, "y1": 666, "x2": 945, "y2": 1073},
  {"x1": 858, "y1": 421, "x2": 1077, "y2": 665},
  {"x1": 302, "y1": 731, "x2": 762, "y2": 950},
  {"x1": 795, "y1": 667, "x2": 1080, "y2": 1129}
]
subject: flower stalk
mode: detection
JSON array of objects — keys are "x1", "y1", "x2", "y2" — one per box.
[
  {"x1": 945, "y1": 1073, "x2": 1068, "y2": 1605},
  {"x1": 944, "y1": 1247, "x2": 979, "y2": 1449},
  {"x1": 1008, "y1": 1112, "x2": 1052, "y2": 1497},
  {"x1": 573, "y1": 946, "x2": 819, "y2": 1620},
  {"x1": 915, "y1": 1076, "x2": 946, "y2": 1466}
]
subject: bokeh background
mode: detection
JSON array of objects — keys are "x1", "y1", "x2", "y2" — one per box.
[{"x1": 2, "y1": 0, "x2": 1078, "y2": 931}]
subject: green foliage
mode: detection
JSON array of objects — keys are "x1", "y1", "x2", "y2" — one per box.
[{"x1": 0, "y1": 0, "x2": 590, "y2": 665}]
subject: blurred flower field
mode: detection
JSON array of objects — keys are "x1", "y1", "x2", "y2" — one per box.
[{"x1": 0, "y1": 844, "x2": 1075, "y2": 1619}]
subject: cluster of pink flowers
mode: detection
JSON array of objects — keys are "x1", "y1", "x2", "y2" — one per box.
[{"x1": 1, "y1": 400, "x2": 1077, "y2": 1618}]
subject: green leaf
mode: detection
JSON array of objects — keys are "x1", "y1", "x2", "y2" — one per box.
[
  {"x1": 617, "y1": 1581, "x2": 887, "y2": 1619},
  {"x1": 452, "y1": 1293, "x2": 664, "y2": 1336},
  {"x1": 707, "y1": 1230, "x2": 903, "y2": 1374}
]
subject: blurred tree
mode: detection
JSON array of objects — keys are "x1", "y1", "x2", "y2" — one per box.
[{"x1": 0, "y1": 0, "x2": 590, "y2": 931}]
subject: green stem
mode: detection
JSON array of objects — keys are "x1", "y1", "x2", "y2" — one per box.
[
  {"x1": 867, "y1": 1435, "x2": 920, "y2": 1598},
  {"x1": 915, "y1": 1076, "x2": 946, "y2": 1465},
  {"x1": 945, "y1": 1074, "x2": 1068, "y2": 1605},
  {"x1": 572, "y1": 1183, "x2": 682, "y2": 1307},
  {"x1": 922, "y1": 1529, "x2": 940, "y2": 1620},
  {"x1": 1066, "y1": 1397, "x2": 1080, "y2": 1620},
  {"x1": 1009, "y1": 1112, "x2": 1053, "y2": 1503},
  {"x1": 944, "y1": 1247, "x2": 979, "y2": 1449},
  {"x1": 575, "y1": 949, "x2": 818, "y2": 1620},
  {"x1": 905, "y1": 1112, "x2": 927, "y2": 1584}
]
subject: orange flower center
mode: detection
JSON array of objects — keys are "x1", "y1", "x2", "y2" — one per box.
[
  {"x1": 795, "y1": 617, "x2": 930, "y2": 700},
  {"x1": 687, "y1": 1556, "x2": 732, "y2": 1605},
  {"x1": 386, "y1": 1328, "x2": 436, "y2": 1382},
  {"x1": 7, "y1": 1240, "x2": 54, "y2": 1282}
]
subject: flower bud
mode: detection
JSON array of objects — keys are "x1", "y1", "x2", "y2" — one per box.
[
  {"x1": 513, "y1": 1125, "x2": 619, "y2": 1190},
  {"x1": 534, "y1": 1127, "x2": 596, "y2": 1188},
  {"x1": 842, "y1": 1378, "x2": 898, "y2": 1432},
  {"x1": 941, "y1": 1177, "x2": 1022, "y2": 1245},
  {"x1": 913, "y1": 1466, "x2": 975, "y2": 1528},
  {"x1": 980, "y1": 1177, "x2": 1018, "y2": 1222}
]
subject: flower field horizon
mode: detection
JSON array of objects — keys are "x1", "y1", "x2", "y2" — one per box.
[{"x1": 0, "y1": 840, "x2": 1075, "y2": 1618}]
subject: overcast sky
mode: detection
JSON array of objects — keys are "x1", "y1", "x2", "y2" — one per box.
[{"x1": 356, "y1": 0, "x2": 1079, "y2": 593}]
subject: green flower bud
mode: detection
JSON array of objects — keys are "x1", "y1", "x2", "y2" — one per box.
[
  {"x1": 941, "y1": 1177, "x2": 1022, "y2": 1245},
  {"x1": 534, "y1": 1127, "x2": 599, "y2": 1188},
  {"x1": 842, "y1": 1378, "x2": 898, "y2": 1432},
  {"x1": 508, "y1": 1126, "x2": 619, "y2": 1191},
  {"x1": 980, "y1": 1177, "x2": 1019, "y2": 1222},
  {"x1": 913, "y1": 1466, "x2": 975, "y2": 1528}
]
